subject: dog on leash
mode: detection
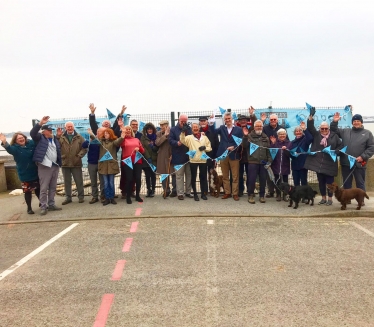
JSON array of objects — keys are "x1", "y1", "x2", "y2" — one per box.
[
  {"x1": 279, "y1": 182, "x2": 318, "y2": 209},
  {"x1": 327, "y1": 182, "x2": 369, "y2": 210},
  {"x1": 209, "y1": 168, "x2": 224, "y2": 198}
]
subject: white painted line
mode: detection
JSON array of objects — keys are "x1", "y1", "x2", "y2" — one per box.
[
  {"x1": 207, "y1": 220, "x2": 215, "y2": 225},
  {"x1": 0, "y1": 223, "x2": 79, "y2": 281},
  {"x1": 349, "y1": 222, "x2": 374, "y2": 238}
]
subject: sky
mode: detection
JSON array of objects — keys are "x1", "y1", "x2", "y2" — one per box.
[{"x1": 1, "y1": 0, "x2": 373, "y2": 133}]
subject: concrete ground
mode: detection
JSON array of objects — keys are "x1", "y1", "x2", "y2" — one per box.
[{"x1": 1, "y1": 192, "x2": 374, "y2": 326}]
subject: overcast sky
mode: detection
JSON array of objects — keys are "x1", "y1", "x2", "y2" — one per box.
[{"x1": 1, "y1": 0, "x2": 373, "y2": 133}]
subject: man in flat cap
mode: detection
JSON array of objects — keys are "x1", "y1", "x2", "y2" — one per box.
[{"x1": 331, "y1": 112, "x2": 374, "y2": 204}]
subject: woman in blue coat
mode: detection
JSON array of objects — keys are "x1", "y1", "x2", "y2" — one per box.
[{"x1": 0, "y1": 132, "x2": 40, "y2": 214}]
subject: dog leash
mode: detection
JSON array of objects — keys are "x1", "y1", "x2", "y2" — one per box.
[{"x1": 340, "y1": 165, "x2": 356, "y2": 188}]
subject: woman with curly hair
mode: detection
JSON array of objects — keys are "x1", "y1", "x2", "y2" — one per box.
[
  {"x1": 0, "y1": 132, "x2": 40, "y2": 214},
  {"x1": 98, "y1": 127, "x2": 123, "y2": 205},
  {"x1": 141, "y1": 123, "x2": 159, "y2": 197}
]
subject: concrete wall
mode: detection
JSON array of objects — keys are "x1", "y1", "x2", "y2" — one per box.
[{"x1": 0, "y1": 160, "x2": 7, "y2": 192}]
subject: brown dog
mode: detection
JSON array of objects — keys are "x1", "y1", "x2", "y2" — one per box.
[
  {"x1": 327, "y1": 182, "x2": 369, "y2": 210},
  {"x1": 209, "y1": 168, "x2": 224, "y2": 198}
]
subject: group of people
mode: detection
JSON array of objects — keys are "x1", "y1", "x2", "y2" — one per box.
[{"x1": 1, "y1": 104, "x2": 373, "y2": 215}]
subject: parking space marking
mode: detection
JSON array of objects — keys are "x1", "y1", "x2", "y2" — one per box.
[
  {"x1": 122, "y1": 238, "x2": 133, "y2": 252},
  {"x1": 111, "y1": 260, "x2": 127, "y2": 281},
  {"x1": 350, "y1": 222, "x2": 374, "y2": 238},
  {"x1": 130, "y1": 221, "x2": 139, "y2": 233},
  {"x1": 0, "y1": 223, "x2": 79, "y2": 281},
  {"x1": 207, "y1": 220, "x2": 215, "y2": 224},
  {"x1": 135, "y1": 208, "x2": 142, "y2": 216},
  {"x1": 93, "y1": 294, "x2": 115, "y2": 327}
]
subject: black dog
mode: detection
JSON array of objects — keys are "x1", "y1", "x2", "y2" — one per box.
[{"x1": 279, "y1": 182, "x2": 318, "y2": 209}]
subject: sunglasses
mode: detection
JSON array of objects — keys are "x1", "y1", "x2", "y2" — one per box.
[{"x1": 320, "y1": 128, "x2": 329, "y2": 130}]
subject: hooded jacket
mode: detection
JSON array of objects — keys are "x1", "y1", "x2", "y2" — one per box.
[{"x1": 141, "y1": 123, "x2": 159, "y2": 167}]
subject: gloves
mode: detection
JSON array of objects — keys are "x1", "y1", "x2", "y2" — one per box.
[
  {"x1": 198, "y1": 146, "x2": 206, "y2": 151},
  {"x1": 310, "y1": 106, "x2": 316, "y2": 117},
  {"x1": 181, "y1": 124, "x2": 189, "y2": 132}
]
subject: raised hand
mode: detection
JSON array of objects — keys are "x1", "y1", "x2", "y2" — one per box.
[
  {"x1": 89, "y1": 103, "x2": 96, "y2": 114},
  {"x1": 40, "y1": 116, "x2": 50, "y2": 125},
  {"x1": 0, "y1": 133, "x2": 6, "y2": 143},
  {"x1": 249, "y1": 106, "x2": 255, "y2": 116},
  {"x1": 333, "y1": 112, "x2": 340, "y2": 122},
  {"x1": 261, "y1": 113, "x2": 267, "y2": 122},
  {"x1": 120, "y1": 105, "x2": 127, "y2": 115},
  {"x1": 300, "y1": 121, "x2": 306, "y2": 130},
  {"x1": 56, "y1": 127, "x2": 63, "y2": 137},
  {"x1": 87, "y1": 128, "x2": 93, "y2": 135},
  {"x1": 242, "y1": 127, "x2": 249, "y2": 135},
  {"x1": 165, "y1": 126, "x2": 170, "y2": 135},
  {"x1": 117, "y1": 117, "x2": 124, "y2": 127},
  {"x1": 270, "y1": 135, "x2": 276, "y2": 144}
]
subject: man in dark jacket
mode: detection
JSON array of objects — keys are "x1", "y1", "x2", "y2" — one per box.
[
  {"x1": 89, "y1": 103, "x2": 121, "y2": 137},
  {"x1": 211, "y1": 112, "x2": 243, "y2": 201},
  {"x1": 169, "y1": 114, "x2": 192, "y2": 200},
  {"x1": 30, "y1": 116, "x2": 62, "y2": 215},
  {"x1": 331, "y1": 113, "x2": 374, "y2": 199},
  {"x1": 199, "y1": 116, "x2": 219, "y2": 171}
]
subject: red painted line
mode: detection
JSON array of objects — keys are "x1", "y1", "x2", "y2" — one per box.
[
  {"x1": 93, "y1": 294, "x2": 115, "y2": 327},
  {"x1": 130, "y1": 221, "x2": 139, "y2": 233},
  {"x1": 122, "y1": 238, "x2": 133, "y2": 252},
  {"x1": 135, "y1": 208, "x2": 142, "y2": 216},
  {"x1": 111, "y1": 260, "x2": 126, "y2": 281}
]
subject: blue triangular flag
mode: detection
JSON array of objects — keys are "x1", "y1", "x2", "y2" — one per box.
[
  {"x1": 289, "y1": 146, "x2": 299, "y2": 157},
  {"x1": 200, "y1": 152, "x2": 211, "y2": 160},
  {"x1": 139, "y1": 121, "x2": 146, "y2": 132},
  {"x1": 322, "y1": 145, "x2": 331, "y2": 154},
  {"x1": 231, "y1": 135, "x2": 242, "y2": 146},
  {"x1": 306, "y1": 102, "x2": 313, "y2": 111},
  {"x1": 160, "y1": 174, "x2": 169, "y2": 182},
  {"x1": 269, "y1": 148, "x2": 279, "y2": 160},
  {"x1": 99, "y1": 151, "x2": 113, "y2": 162},
  {"x1": 329, "y1": 150, "x2": 337, "y2": 162},
  {"x1": 149, "y1": 163, "x2": 156, "y2": 172},
  {"x1": 221, "y1": 149, "x2": 229, "y2": 158},
  {"x1": 348, "y1": 155, "x2": 356, "y2": 169},
  {"x1": 122, "y1": 157, "x2": 133, "y2": 169},
  {"x1": 249, "y1": 143, "x2": 259, "y2": 155},
  {"x1": 106, "y1": 108, "x2": 116, "y2": 120},
  {"x1": 134, "y1": 151, "x2": 143, "y2": 164},
  {"x1": 344, "y1": 105, "x2": 351, "y2": 112},
  {"x1": 296, "y1": 114, "x2": 304, "y2": 125},
  {"x1": 232, "y1": 112, "x2": 238, "y2": 120},
  {"x1": 340, "y1": 146, "x2": 347, "y2": 154},
  {"x1": 307, "y1": 148, "x2": 316, "y2": 156},
  {"x1": 219, "y1": 107, "x2": 226, "y2": 115},
  {"x1": 186, "y1": 150, "x2": 196, "y2": 158},
  {"x1": 174, "y1": 164, "x2": 183, "y2": 171}
]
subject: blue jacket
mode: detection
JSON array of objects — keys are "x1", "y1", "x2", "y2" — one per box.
[
  {"x1": 30, "y1": 124, "x2": 62, "y2": 166},
  {"x1": 2, "y1": 140, "x2": 39, "y2": 182},
  {"x1": 289, "y1": 130, "x2": 313, "y2": 170},
  {"x1": 169, "y1": 124, "x2": 192, "y2": 164},
  {"x1": 213, "y1": 125, "x2": 243, "y2": 160},
  {"x1": 82, "y1": 139, "x2": 100, "y2": 165}
]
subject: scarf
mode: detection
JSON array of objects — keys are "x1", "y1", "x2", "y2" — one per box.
[
  {"x1": 194, "y1": 133, "x2": 201, "y2": 140},
  {"x1": 200, "y1": 125, "x2": 209, "y2": 132},
  {"x1": 147, "y1": 133, "x2": 157, "y2": 142},
  {"x1": 320, "y1": 131, "x2": 330, "y2": 147}
]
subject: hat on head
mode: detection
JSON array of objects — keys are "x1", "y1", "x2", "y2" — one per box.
[
  {"x1": 159, "y1": 120, "x2": 169, "y2": 125},
  {"x1": 352, "y1": 114, "x2": 363, "y2": 124},
  {"x1": 41, "y1": 124, "x2": 54, "y2": 131},
  {"x1": 198, "y1": 116, "x2": 208, "y2": 121},
  {"x1": 238, "y1": 114, "x2": 250, "y2": 121}
]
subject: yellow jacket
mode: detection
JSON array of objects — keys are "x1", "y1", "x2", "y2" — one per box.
[{"x1": 180, "y1": 133, "x2": 212, "y2": 163}]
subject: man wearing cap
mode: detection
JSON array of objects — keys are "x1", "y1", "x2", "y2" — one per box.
[
  {"x1": 199, "y1": 116, "x2": 219, "y2": 174},
  {"x1": 331, "y1": 112, "x2": 374, "y2": 201},
  {"x1": 56, "y1": 121, "x2": 88, "y2": 205},
  {"x1": 155, "y1": 120, "x2": 176, "y2": 196},
  {"x1": 30, "y1": 116, "x2": 62, "y2": 215}
]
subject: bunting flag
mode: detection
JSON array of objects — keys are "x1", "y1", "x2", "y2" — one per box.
[
  {"x1": 139, "y1": 121, "x2": 146, "y2": 132},
  {"x1": 149, "y1": 163, "x2": 156, "y2": 172},
  {"x1": 219, "y1": 107, "x2": 226, "y2": 115},
  {"x1": 307, "y1": 148, "x2": 316, "y2": 156},
  {"x1": 269, "y1": 148, "x2": 279, "y2": 160},
  {"x1": 160, "y1": 174, "x2": 169, "y2": 182},
  {"x1": 99, "y1": 151, "x2": 114, "y2": 162},
  {"x1": 200, "y1": 152, "x2": 211, "y2": 160},
  {"x1": 106, "y1": 108, "x2": 116, "y2": 120},
  {"x1": 289, "y1": 147, "x2": 299, "y2": 157},
  {"x1": 344, "y1": 105, "x2": 351, "y2": 112},
  {"x1": 134, "y1": 151, "x2": 143, "y2": 164},
  {"x1": 283, "y1": 119, "x2": 291, "y2": 129},
  {"x1": 305, "y1": 102, "x2": 313, "y2": 112},
  {"x1": 339, "y1": 146, "x2": 347, "y2": 154},
  {"x1": 186, "y1": 150, "x2": 197, "y2": 158},
  {"x1": 231, "y1": 135, "x2": 242, "y2": 146},
  {"x1": 296, "y1": 114, "x2": 304, "y2": 125},
  {"x1": 322, "y1": 146, "x2": 336, "y2": 162},
  {"x1": 90, "y1": 139, "x2": 101, "y2": 145},
  {"x1": 249, "y1": 143, "x2": 259, "y2": 155},
  {"x1": 174, "y1": 164, "x2": 183, "y2": 171},
  {"x1": 221, "y1": 149, "x2": 229, "y2": 158},
  {"x1": 348, "y1": 155, "x2": 356, "y2": 169},
  {"x1": 122, "y1": 157, "x2": 133, "y2": 169},
  {"x1": 232, "y1": 112, "x2": 238, "y2": 121}
]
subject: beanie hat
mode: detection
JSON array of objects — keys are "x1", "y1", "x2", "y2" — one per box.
[{"x1": 352, "y1": 114, "x2": 363, "y2": 124}]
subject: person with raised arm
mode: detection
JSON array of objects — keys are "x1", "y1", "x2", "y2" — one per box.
[{"x1": 89, "y1": 103, "x2": 121, "y2": 137}]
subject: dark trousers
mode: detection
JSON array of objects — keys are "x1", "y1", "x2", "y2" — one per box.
[
  {"x1": 123, "y1": 163, "x2": 142, "y2": 197},
  {"x1": 273, "y1": 174, "x2": 288, "y2": 196},
  {"x1": 143, "y1": 167, "x2": 156, "y2": 191},
  {"x1": 317, "y1": 173, "x2": 334, "y2": 197},
  {"x1": 266, "y1": 174, "x2": 275, "y2": 194},
  {"x1": 247, "y1": 163, "x2": 267, "y2": 197},
  {"x1": 292, "y1": 169, "x2": 308, "y2": 186},
  {"x1": 190, "y1": 162, "x2": 208, "y2": 195},
  {"x1": 341, "y1": 165, "x2": 366, "y2": 191},
  {"x1": 239, "y1": 162, "x2": 249, "y2": 193},
  {"x1": 162, "y1": 175, "x2": 176, "y2": 193},
  {"x1": 120, "y1": 164, "x2": 136, "y2": 195}
]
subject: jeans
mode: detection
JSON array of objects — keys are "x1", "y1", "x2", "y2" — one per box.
[{"x1": 102, "y1": 174, "x2": 115, "y2": 199}]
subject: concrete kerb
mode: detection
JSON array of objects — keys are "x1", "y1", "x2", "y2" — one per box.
[{"x1": 1, "y1": 211, "x2": 373, "y2": 225}]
